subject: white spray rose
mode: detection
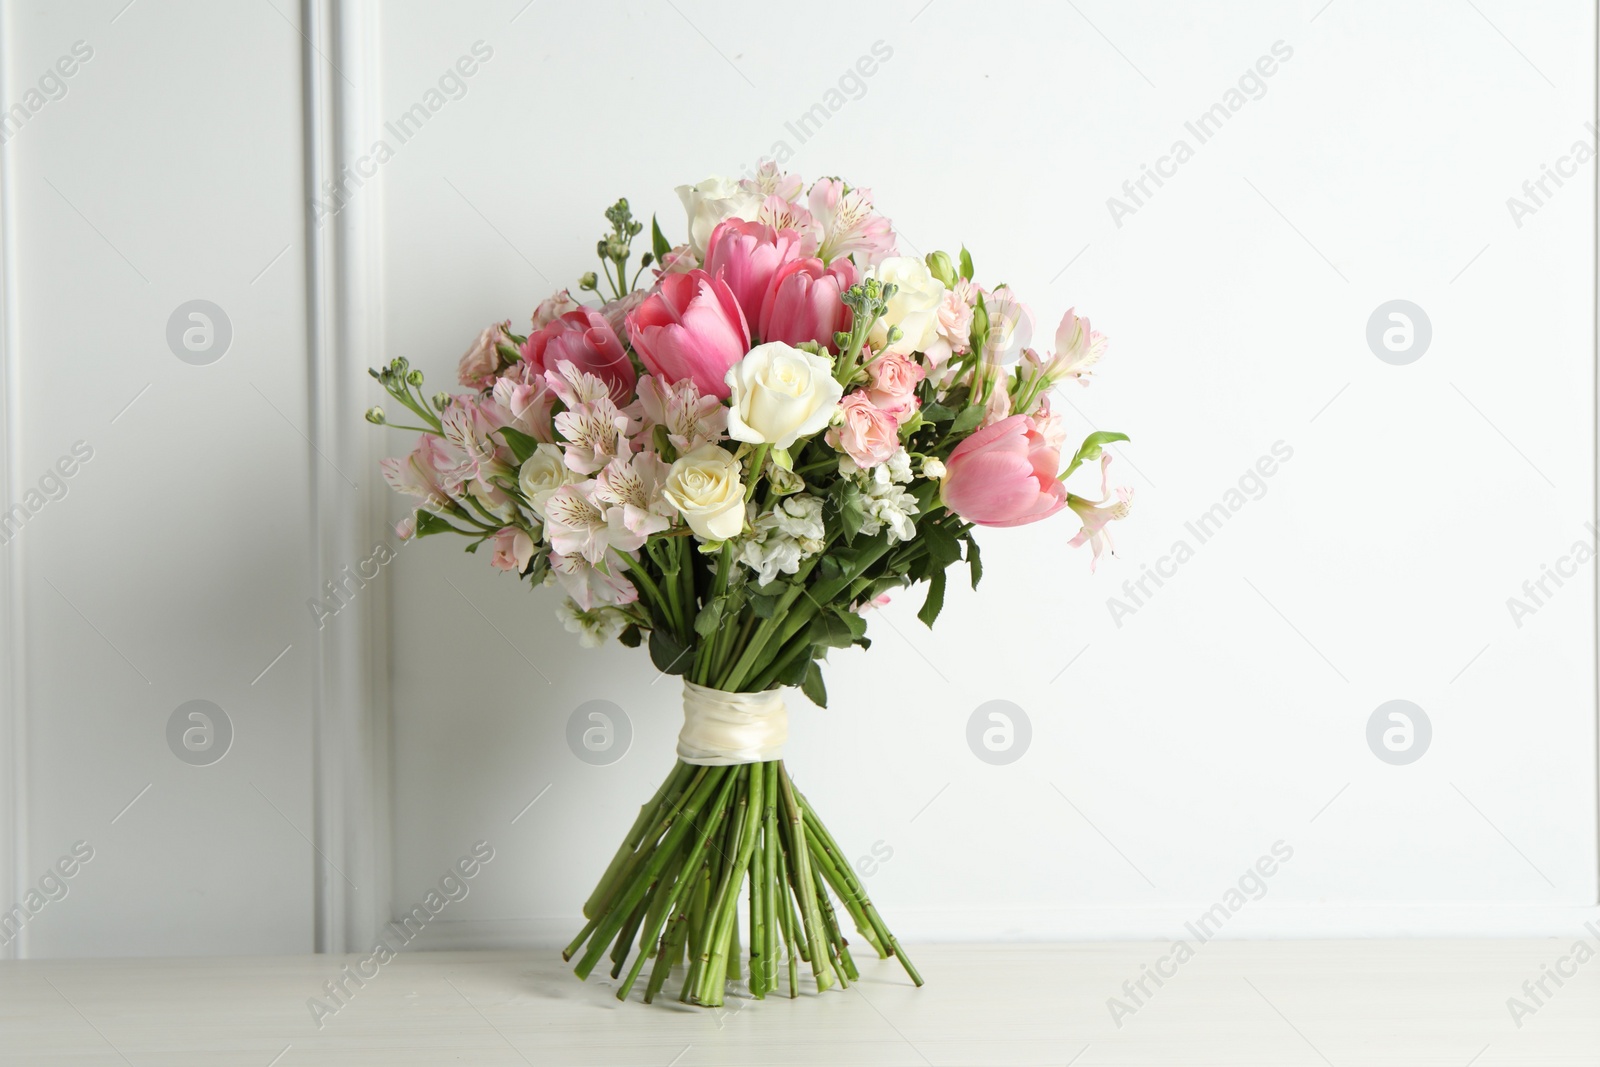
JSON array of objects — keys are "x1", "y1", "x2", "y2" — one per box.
[
  {"x1": 867, "y1": 256, "x2": 947, "y2": 356},
  {"x1": 663, "y1": 443, "x2": 746, "y2": 541},
  {"x1": 724, "y1": 342, "x2": 843, "y2": 450},
  {"x1": 676, "y1": 176, "x2": 762, "y2": 258},
  {"x1": 519, "y1": 443, "x2": 577, "y2": 518}
]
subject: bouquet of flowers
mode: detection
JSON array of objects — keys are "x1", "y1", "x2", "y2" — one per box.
[{"x1": 369, "y1": 165, "x2": 1131, "y2": 1007}]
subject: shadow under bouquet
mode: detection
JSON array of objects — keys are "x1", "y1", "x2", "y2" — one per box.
[{"x1": 369, "y1": 166, "x2": 1131, "y2": 1007}]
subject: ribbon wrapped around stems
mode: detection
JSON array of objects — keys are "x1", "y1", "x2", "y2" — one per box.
[{"x1": 676, "y1": 680, "x2": 788, "y2": 765}]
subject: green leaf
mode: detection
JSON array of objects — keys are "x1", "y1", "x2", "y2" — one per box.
[
  {"x1": 414, "y1": 510, "x2": 467, "y2": 538},
  {"x1": 651, "y1": 215, "x2": 672, "y2": 264},
  {"x1": 965, "y1": 535, "x2": 984, "y2": 590},
  {"x1": 618, "y1": 624, "x2": 642, "y2": 648},
  {"x1": 748, "y1": 589, "x2": 782, "y2": 619},
  {"x1": 917, "y1": 569, "x2": 947, "y2": 628},
  {"x1": 1061, "y1": 430, "x2": 1132, "y2": 481},
  {"x1": 921, "y1": 402, "x2": 957, "y2": 423},
  {"x1": 801, "y1": 660, "x2": 828, "y2": 708},
  {"x1": 808, "y1": 609, "x2": 864, "y2": 649},
  {"x1": 922, "y1": 523, "x2": 962, "y2": 568},
  {"x1": 950, "y1": 404, "x2": 985, "y2": 435},
  {"x1": 649, "y1": 628, "x2": 693, "y2": 676},
  {"x1": 778, "y1": 649, "x2": 812, "y2": 689},
  {"x1": 497, "y1": 426, "x2": 541, "y2": 465},
  {"x1": 693, "y1": 598, "x2": 724, "y2": 638},
  {"x1": 959, "y1": 245, "x2": 974, "y2": 280}
]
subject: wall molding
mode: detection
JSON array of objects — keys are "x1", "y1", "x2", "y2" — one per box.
[
  {"x1": 0, "y1": 0, "x2": 27, "y2": 963},
  {"x1": 301, "y1": 0, "x2": 391, "y2": 954}
]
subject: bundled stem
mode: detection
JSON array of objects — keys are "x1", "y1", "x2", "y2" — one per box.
[{"x1": 569, "y1": 758, "x2": 922, "y2": 1006}]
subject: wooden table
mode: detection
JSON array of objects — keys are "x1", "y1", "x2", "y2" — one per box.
[{"x1": 2, "y1": 941, "x2": 1595, "y2": 1064}]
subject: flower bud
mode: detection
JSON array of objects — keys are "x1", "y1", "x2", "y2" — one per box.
[
  {"x1": 921, "y1": 457, "x2": 946, "y2": 480},
  {"x1": 925, "y1": 251, "x2": 956, "y2": 288},
  {"x1": 364, "y1": 406, "x2": 386, "y2": 425},
  {"x1": 407, "y1": 369, "x2": 424, "y2": 387},
  {"x1": 579, "y1": 271, "x2": 599, "y2": 291}
]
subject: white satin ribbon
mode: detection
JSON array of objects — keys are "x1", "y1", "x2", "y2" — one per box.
[{"x1": 677, "y1": 680, "x2": 788, "y2": 765}]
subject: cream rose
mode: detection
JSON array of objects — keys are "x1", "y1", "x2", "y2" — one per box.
[
  {"x1": 676, "y1": 176, "x2": 762, "y2": 258},
  {"x1": 724, "y1": 342, "x2": 843, "y2": 449},
  {"x1": 519, "y1": 443, "x2": 577, "y2": 518},
  {"x1": 663, "y1": 443, "x2": 746, "y2": 541},
  {"x1": 867, "y1": 256, "x2": 946, "y2": 356}
]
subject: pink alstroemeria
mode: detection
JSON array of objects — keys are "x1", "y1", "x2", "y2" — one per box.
[
  {"x1": 550, "y1": 550, "x2": 638, "y2": 611},
  {"x1": 544, "y1": 481, "x2": 645, "y2": 563},
  {"x1": 980, "y1": 285, "x2": 1034, "y2": 366},
  {"x1": 1034, "y1": 307, "x2": 1108, "y2": 387},
  {"x1": 440, "y1": 398, "x2": 513, "y2": 493},
  {"x1": 489, "y1": 526, "x2": 535, "y2": 573},
  {"x1": 1066, "y1": 453, "x2": 1134, "y2": 571},
  {"x1": 380, "y1": 433, "x2": 461, "y2": 510},
  {"x1": 740, "y1": 161, "x2": 803, "y2": 203},
  {"x1": 631, "y1": 374, "x2": 727, "y2": 452},
  {"x1": 809, "y1": 179, "x2": 896, "y2": 266},
  {"x1": 489, "y1": 366, "x2": 556, "y2": 444},
  {"x1": 593, "y1": 452, "x2": 674, "y2": 538}
]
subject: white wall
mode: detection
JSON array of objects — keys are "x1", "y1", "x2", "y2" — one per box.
[{"x1": 0, "y1": 0, "x2": 1595, "y2": 960}]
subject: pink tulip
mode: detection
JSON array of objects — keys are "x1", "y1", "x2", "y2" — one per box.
[
  {"x1": 520, "y1": 308, "x2": 636, "y2": 408},
  {"x1": 703, "y1": 219, "x2": 807, "y2": 327},
  {"x1": 625, "y1": 270, "x2": 750, "y2": 399},
  {"x1": 759, "y1": 257, "x2": 856, "y2": 350},
  {"x1": 940, "y1": 414, "x2": 1066, "y2": 527}
]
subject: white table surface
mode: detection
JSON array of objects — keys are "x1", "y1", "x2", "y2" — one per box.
[{"x1": 2, "y1": 941, "x2": 1595, "y2": 1065}]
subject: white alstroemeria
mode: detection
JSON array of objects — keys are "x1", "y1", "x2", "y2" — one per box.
[
  {"x1": 592, "y1": 452, "x2": 674, "y2": 539},
  {"x1": 549, "y1": 550, "x2": 638, "y2": 611},
  {"x1": 555, "y1": 598, "x2": 629, "y2": 648},
  {"x1": 554, "y1": 399, "x2": 632, "y2": 475},
  {"x1": 631, "y1": 375, "x2": 727, "y2": 452},
  {"x1": 546, "y1": 361, "x2": 616, "y2": 409},
  {"x1": 544, "y1": 481, "x2": 645, "y2": 563},
  {"x1": 519, "y1": 443, "x2": 579, "y2": 518}
]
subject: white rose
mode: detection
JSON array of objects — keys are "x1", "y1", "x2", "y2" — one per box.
[
  {"x1": 519, "y1": 443, "x2": 576, "y2": 518},
  {"x1": 724, "y1": 342, "x2": 843, "y2": 449},
  {"x1": 676, "y1": 176, "x2": 762, "y2": 258},
  {"x1": 663, "y1": 443, "x2": 746, "y2": 541},
  {"x1": 867, "y1": 256, "x2": 947, "y2": 356}
]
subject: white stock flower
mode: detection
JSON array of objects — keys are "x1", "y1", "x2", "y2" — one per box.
[
  {"x1": 555, "y1": 598, "x2": 628, "y2": 648},
  {"x1": 663, "y1": 444, "x2": 746, "y2": 541},
  {"x1": 725, "y1": 342, "x2": 843, "y2": 449},
  {"x1": 867, "y1": 256, "x2": 947, "y2": 356},
  {"x1": 859, "y1": 474, "x2": 919, "y2": 544},
  {"x1": 676, "y1": 175, "x2": 762, "y2": 258},
  {"x1": 738, "y1": 494, "x2": 826, "y2": 584}
]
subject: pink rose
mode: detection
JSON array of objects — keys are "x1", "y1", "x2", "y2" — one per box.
[
  {"x1": 531, "y1": 289, "x2": 581, "y2": 331},
  {"x1": 933, "y1": 286, "x2": 974, "y2": 362},
  {"x1": 940, "y1": 414, "x2": 1066, "y2": 528},
  {"x1": 625, "y1": 270, "x2": 750, "y2": 400},
  {"x1": 759, "y1": 257, "x2": 856, "y2": 351},
  {"x1": 520, "y1": 308, "x2": 636, "y2": 408},
  {"x1": 458, "y1": 321, "x2": 512, "y2": 391},
  {"x1": 489, "y1": 526, "x2": 534, "y2": 573},
  {"x1": 865, "y1": 350, "x2": 925, "y2": 424},
  {"x1": 703, "y1": 219, "x2": 808, "y2": 327},
  {"x1": 827, "y1": 392, "x2": 900, "y2": 469}
]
